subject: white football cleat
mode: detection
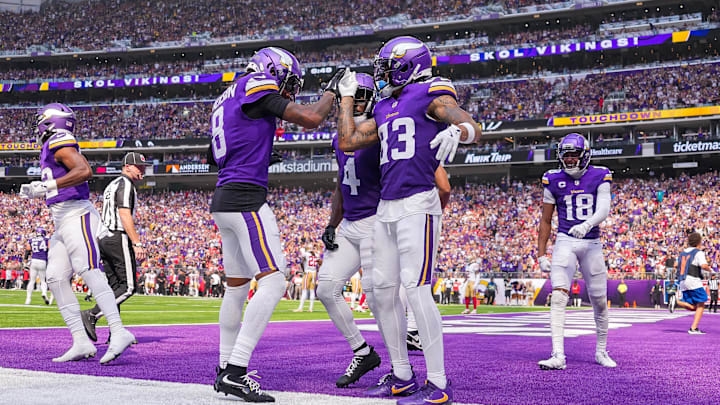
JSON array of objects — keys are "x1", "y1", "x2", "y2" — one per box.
[
  {"x1": 538, "y1": 353, "x2": 566, "y2": 370},
  {"x1": 52, "y1": 341, "x2": 97, "y2": 362},
  {"x1": 100, "y1": 328, "x2": 136, "y2": 364},
  {"x1": 470, "y1": 309, "x2": 477, "y2": 315},
  {"x1": 24, "y1": 299, "x2": 31, "y2": 305},
  {"x1": 461, "y1": 309, "x2": 470, "y2": 314},
  {"x1": 595, "y1": 350, "x2": 617, "y2": 368}
]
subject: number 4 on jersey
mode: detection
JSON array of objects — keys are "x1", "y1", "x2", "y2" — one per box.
[{"x1": 343, "y1": 157, "x2": 360, "y2": 195}]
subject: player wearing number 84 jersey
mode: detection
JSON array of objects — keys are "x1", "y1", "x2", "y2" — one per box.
[
  {"x1": 337, "y1": 36, "x2": 480, "y2": 405},
  {"x1": 537, "y1": 133, "x2": 615, "y2": 371}
]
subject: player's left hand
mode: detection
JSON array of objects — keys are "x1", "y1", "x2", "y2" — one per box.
[
  {"x1": 321, "y1": 225, "x2": 338, "y2": 251},
  {"x1": 338, "y1": 69, "x2": 358, "y2": 99},
  {"x1": 430, "y1": 124, "x2": 461, "y2": 164},
  {"x1": 568, "y1": 222, "x2": 592, "y2": 239},
  {"x1": 323, "y1": 68, "x2": 346, "y2": 99},
  {"x1": 19, "y1": 180, "x2": 55, "y2": 199}
]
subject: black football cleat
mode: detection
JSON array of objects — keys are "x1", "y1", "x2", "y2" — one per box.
[
  {"x1": 42, "y1": 295, "x2": 49, "y2": 305},
  {"x1": 406, "y1": 330, "x2": 423, "y2": 352},
  {"x1": 80, "y1": 309, "x2": 98, "y2": 342},
  {"x1": 215, "y1": 369, "x2": 275, "y2": 402},
  {"x1": 336, "y1": 346, "x2": 381, "y2": 388}
]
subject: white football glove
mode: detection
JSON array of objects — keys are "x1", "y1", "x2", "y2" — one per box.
[
  {"x1": 568, "y1": 222, "x2": 592, "y2": 239},
  {"x1": 538, "y1": 256, "x2": 551, "y2": 273},
  {"x1": 338, "y1": 69, "x2": 358, "y2": 99},
  {"x1": 19, "y1": 180, "x2": 56, "y2": 199},
  {"x1": 430, "y1": 124, "x2": 461, "y2": 164}
]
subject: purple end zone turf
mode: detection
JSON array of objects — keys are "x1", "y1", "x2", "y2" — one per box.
[{"x1": 1, "y1": 310, "x2": 719, "y2": 404}]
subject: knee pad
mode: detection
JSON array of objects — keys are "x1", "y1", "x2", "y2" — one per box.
[
  {"x1": 551, "y1": 289, "x2": 569, "y2": 307},
  {"x1": 257, "y1": 271, "x2": 286, "y2": 298}
]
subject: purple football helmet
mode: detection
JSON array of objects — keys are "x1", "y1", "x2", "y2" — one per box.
[
  {"x1": 36, "y1": 228, "x2": 46, "y2": 236},
  {"x1": 353, "y1": 73, "x2": 375, "y2": 117},
  {"x1": 36, "y1": 103, "x2": 76, "y2": 144},
  {"x1": 374, "y1": 36, "x2": 432, "y2": 96},
  {"x1": 557, "y1": 133, "x2": 591, "y2": 178},
  {"x1": 246, "y1": 47, "x2": 304, "y2": 99}
]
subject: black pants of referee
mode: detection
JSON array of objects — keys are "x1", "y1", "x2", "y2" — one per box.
[
  {"x1": 88, "y1": 232, "x2": 137, "y2": 319},
  {"x1": 710, "y1": 290, "x2": 719, "y2": 313}
]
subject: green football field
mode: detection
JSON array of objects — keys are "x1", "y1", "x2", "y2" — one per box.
[{"x1": 0, "y1": 289, "x2": 549, "y2": 328}]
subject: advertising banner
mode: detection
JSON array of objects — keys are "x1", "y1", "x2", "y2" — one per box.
[
  {"x1": 656, "y1": 140, "x2": 720, "y2": 155},
  {"x1": 0, "y1": 140, "x2": 121, "y2": 150},
  {"x1": 551, "y1": 105, "x2": 720, "y2": 126}
]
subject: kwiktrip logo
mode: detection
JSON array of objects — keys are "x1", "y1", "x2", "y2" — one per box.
[
  {"x1": 671, "y1": 141, "x2": 720, "y2": 153},
  {"x1": 464, "y1": 152, "x2": 512, "y2": 164}
]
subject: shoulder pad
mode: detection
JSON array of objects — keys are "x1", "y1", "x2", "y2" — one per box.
[
  {"x1": 245, "y1": 73, "x2": 279, "y2": 96},
  {"x1": 542, "y1": 169, "x2": 562, "y2": 186},
  {"x1": 47, "y1": 132, "x2": 78, "y2": 150},
  {"x1": 592, "y1": 165, "x2": 613, "y2": 182},
  {"x1": 427, "y1": 77, "x2": 457, "y2": 98}
]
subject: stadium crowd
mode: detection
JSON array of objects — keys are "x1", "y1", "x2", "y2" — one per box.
[
  {"x1": 2, "y1": 61, "x2": 719, "y2": 143},
  {"x1": 1, "y1": 0, "x2": 587, "y2": 53},
  {"x1": 3, "y1": 173, "x2": 720, "y2": 296}
]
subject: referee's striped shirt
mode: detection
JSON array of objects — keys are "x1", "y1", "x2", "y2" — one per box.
[
  {"x1": 709, "y1": 278, "x2": 719, "y2": 291},
  {"x1": 101, "y1": 174, "x2": 137, "y2": 232}
]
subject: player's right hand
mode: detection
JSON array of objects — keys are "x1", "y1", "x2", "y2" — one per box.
[
  {"x1": 538, "y1": 256, "x2": 551, "y2": 272},
  {"x1": 322, "y1": 225, "x2": 339, "y2": 251},
  {"x1": 19, "y1": 180, "x2": 53, "y2": 199},
  {"x1": 338, "y1": 69, "x2": 358, "y2": 99}
]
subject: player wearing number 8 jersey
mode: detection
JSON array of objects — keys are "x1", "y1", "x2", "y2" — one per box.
[
  {"x1": 209, "y1": 47, "x2": 340, "y2": 402},
  {"x1": 337, "y1": 36, "x2": 480, "y2": 405},
  {"x1": 537, "y1": 133, "x2": 615, "y2": 371}
]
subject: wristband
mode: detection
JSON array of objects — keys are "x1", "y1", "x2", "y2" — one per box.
[
  {"x1": 459, "y1": 122, "x2": 476, "y2": 144},
  {"x1": 44, "y1": 179, "x2": 58, "y2": 192},
  {"x1": 133, "y1": 243, "x2": 144, "y2": 248}
]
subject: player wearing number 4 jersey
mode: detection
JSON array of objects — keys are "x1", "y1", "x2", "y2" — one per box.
[
  {"x1": 337, "y1": 36, "x2": 480, "y2": 405},
  {"x1": 209, "y1": 47, "x2": 340, "y2": 402},
  {"x1": 537, "y1": 133, "x2": 615, "y2": 371}
]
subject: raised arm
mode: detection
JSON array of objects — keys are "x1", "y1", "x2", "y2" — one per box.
[
  {"x1": 282, "y1": 92, "x2": 336, "y2": 129},
  {"x1": 337, "y1": 96, "x2": 380, "y2": 151}
]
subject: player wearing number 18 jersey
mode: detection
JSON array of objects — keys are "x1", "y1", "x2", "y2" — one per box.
[
  {"x1": 537, "y1": 133, "x2": 616, "y2": 370},
  {"x1": 337, "y1": 36, "x2": 480, "y2": 405},
  {"x1": 210, "y1": 47, "x2": 340, "y2": 402}
]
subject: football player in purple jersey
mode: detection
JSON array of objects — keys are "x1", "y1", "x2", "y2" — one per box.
[
  {"x1": 19, "y1": 103, "x2": 135, "y2": 364},
  {"x1": 210, "y1": 47, "x2": 342, "y2": 402},
  {"x1": 537, "y1": 133, "x2": 616, "y2": 370},
  {"x1": 336, "y1": 36, "x2": 480, "y2": 405},
  {"x1": 24, "y1": 228, "x2": 51, "y2": 305},
  {"x1": 317, "y1": 73, "x2": 383, "y2": 388}
]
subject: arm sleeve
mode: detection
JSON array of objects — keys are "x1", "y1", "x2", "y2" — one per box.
[
  {"x1": 243, "y1": 93, "x2": 291, "y2": 120},
  {"x1": 583, "y1": 182, "x2": 611, "y2": 227},
  {"x1": 542, "y1": 188, "x2": 556, "y2": 204}
]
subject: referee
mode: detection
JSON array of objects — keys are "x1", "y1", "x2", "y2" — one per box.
[
  {"x1": 709, "y1": 274, "x2": 719, "y2": 313},
  {"x1": 81, "y1": 152, "x2": 150, "y2": 341}
]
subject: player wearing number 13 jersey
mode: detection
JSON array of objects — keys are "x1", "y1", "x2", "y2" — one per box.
[
  {"x1": 209, "y1": 47, "x2": 340, "y2": 402},
  {"x1": 337, "y1": 36, "x2": 480, "y2": 405},
  {"x1": 537, "y1": 133, "x2": 616, "y2": 371}
]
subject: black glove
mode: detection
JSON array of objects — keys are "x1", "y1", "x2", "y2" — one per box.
[
  {"x1": 269, "y1": 150, "x2": 283, "y2": 166},
  {"x1": 323, "y1": 68, "x2": 346, "y2": 100},
  {"x1": 322, "y1": 225, "x2": 339, "y2": 251}
]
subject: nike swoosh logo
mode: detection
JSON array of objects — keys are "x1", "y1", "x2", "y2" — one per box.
[
  {"x1": 391, "y1": 383, "x2": 414, "y2": 394},
  {"x1": 221, "y1": 375, "x2": 246, "y2": 389},
  {"x1": 425, "y1": 393, "x2": 449, "y2": 403}
]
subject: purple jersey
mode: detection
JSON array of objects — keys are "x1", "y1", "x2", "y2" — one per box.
[
  {"x1": 542, "y1": 165, "x2": 612, "y2": 239},
  {"x1": 29, "y1": 236, "x2": 49, "y2": 261},
  {"x1": 211, "y1": 72, "x2": 280, "y2": 189},
  {"x1": 332, "y1": 136, "x2": 381, "y2": 221},
  {"x1": 372, "y1": 77, "x2": 455, "y2": 200},
  {"x1": 40, "y1": 132, "x2": 90, "y2": 206}
]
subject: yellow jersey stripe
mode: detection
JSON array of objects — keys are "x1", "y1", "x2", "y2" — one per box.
[{"x1": 246, "y1": 84, "x2": 279, "y2": 96}]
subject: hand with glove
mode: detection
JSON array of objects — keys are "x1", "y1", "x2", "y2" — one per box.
[
  {"x1": 568, "y1": 222, "x2": 592, "y2": 239},
  {"x1": 338, "y1": 69, "x2": 358, "y2": 99},
  {"x1": 323, "y1": 68, "x2": 346, "y2": 100},
  {"x1": 429, "y1": 124, "x2": 461, "y2": 164},
  {"x1": 538, "y1": 256, "x2": 551, "y2": 272},
  {"x1": 19, "y1": 180, "x2": 56, "y2": 199},
  {"x1": 321, "y1": 225, "x2": 339, "y2": 251}
]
